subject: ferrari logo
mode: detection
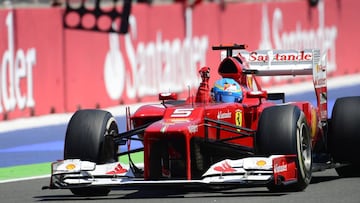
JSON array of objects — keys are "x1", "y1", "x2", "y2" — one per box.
[
  {"x1": 247, "y1": 75, "x2": 253, "y2": 89},
  {"x1": 235, "y1": 110, "x2": 242, "y2": 131}
]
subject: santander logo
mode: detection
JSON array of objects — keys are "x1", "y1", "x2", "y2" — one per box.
[
  {"x1": 104, "y1": 8, "x2": 208, "y2": 101},
  {"x1": 258, "y1": 1, "x2": 337, "y2": 83},
  {"x1": 249, "y1": 50, "x2": 312, "y2": 62},
  {"x1": 0, "y1": 12, "x2": 36, "y2": 113}
]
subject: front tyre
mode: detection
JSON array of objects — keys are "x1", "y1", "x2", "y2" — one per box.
[
  {"x1": 64, "y1": 109, "x2": 119, "y2": 196},
  {"x1": 256, "y1": 105, "x2": 312, "y2": 192}
]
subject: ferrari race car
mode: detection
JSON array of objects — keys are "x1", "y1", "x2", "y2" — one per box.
[{"x1": 44, "y1": 44, "x2": 360, "y2": 196}]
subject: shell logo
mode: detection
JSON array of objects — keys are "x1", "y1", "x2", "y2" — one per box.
[
  {"x1": 256, "y1": 160, "x2": 267, "y2": 167},
  {"x1": 65, "y1": 163, "x2": 76, "y2": 170}
]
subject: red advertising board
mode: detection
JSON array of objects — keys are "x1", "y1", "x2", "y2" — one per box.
[
  {"x1": 0, "y1": 8, "x2": 64, "y2": 120},
  {"x1": 0, "y1": 0, "x2": 359, "y2": 121}
]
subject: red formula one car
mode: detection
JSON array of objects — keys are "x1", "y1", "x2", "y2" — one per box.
[{"x1": 44, "y1": 44, "x2": 360, "y2": 196}]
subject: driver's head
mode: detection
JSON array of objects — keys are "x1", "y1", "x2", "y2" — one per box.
[{"x1": 213, "y1": 78, "x2": 242, "y2": 103}]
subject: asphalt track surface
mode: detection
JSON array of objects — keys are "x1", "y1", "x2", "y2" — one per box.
[{"x1": 1, "y1": 169, "x2": 360, "y2": 203}]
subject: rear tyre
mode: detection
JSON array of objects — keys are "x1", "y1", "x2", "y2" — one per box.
[
  {"x1": 256, "y1": 105, "x2": 312, "y2": 192},
  {"x1": 328, "y1": 96, "x2": 360, "y2": 177},
  {"x1": 64, "y1": 109, "x2": 119, "y2": 196}
]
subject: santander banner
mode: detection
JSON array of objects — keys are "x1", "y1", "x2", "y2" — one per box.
[
  {"x1": 0, "y1": 9, "x2": 64, "y2": 120},
  {"x1": 0, "y1": 0, "x2": 358, "y2": 120}
]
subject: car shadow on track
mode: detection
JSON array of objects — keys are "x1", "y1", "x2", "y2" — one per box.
[
  {"x1": 310, "y1": 175, "x2": 340, "y2": 185},
  {"x1": 35, "y1": 189, "x2": 287, "y2": 201},
  {"x1": 120, "y1": 188, "x2": 286, "y2": 199}
]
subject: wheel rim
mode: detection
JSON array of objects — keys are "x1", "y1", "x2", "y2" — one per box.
[
  {"x1": 298, "y1": 122, "x2": 312, "y2": 180},
  {"x1": 103, "y1": 117, "x2": 119, "y2": 163}
]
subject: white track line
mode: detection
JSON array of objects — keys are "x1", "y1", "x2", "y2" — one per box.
[
  {"x1": 266, "y1": 73, "x2": 360, "y2": 94},
  {"x1": 0, "y1": 175, "x2": 50, "y2": 184},
  {"x1": 0, "y1": 102, "x2": 153, "y2": 134},
  {"x1": 0, "y1": 163, "x2": 144, "y2": 183}
]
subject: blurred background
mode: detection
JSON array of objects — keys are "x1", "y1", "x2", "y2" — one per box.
[
  {"x1": 0, "y1": 0, "x2": 356, "y2": 120},
  {"x1": 0, "y1": 0, "x2": 359, "y2": 179}
]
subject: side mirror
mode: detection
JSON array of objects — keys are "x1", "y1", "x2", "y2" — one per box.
[
  {"x1": 245, "y1": 90, "x2": 268, "y2": 106},
  {"x1": 246, "y1": 90, "x2": 268, "y2": 99},
  {"x1": 159, "y1": 92, "x2": 177, "y2": 101}
]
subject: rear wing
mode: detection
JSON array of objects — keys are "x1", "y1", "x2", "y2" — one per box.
[
  {"x1": 239, "y1": 50, "x2": 320, "y2": 75},
  {"x1": 221, "y1": 49, "x2": 324, "y2": 78},
  {"x1": 214, "y1": 44, "x2": 326, "y2": 86},
  {"x1": 215, "y1": 45, "x2": 328, "y2": 120}
]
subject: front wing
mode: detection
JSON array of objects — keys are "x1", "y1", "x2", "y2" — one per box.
[{"x1": 48, "y1": 155, "x2": 298, "y2": 190}]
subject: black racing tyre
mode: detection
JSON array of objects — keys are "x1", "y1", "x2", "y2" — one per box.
[
  {"x1": 64, "y1": 109, "x2": 119, "y2": 196},
  {"x1": 256, "y1": 105, "x2": 312, "y2": 192},
  {"x1": 328, "y1": 96, "x2": 360, "y2": 177}
]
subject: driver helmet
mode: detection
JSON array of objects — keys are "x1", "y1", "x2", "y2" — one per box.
[{"x1": 213, "y1": 78, "x2": 242, "y2": 103}]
